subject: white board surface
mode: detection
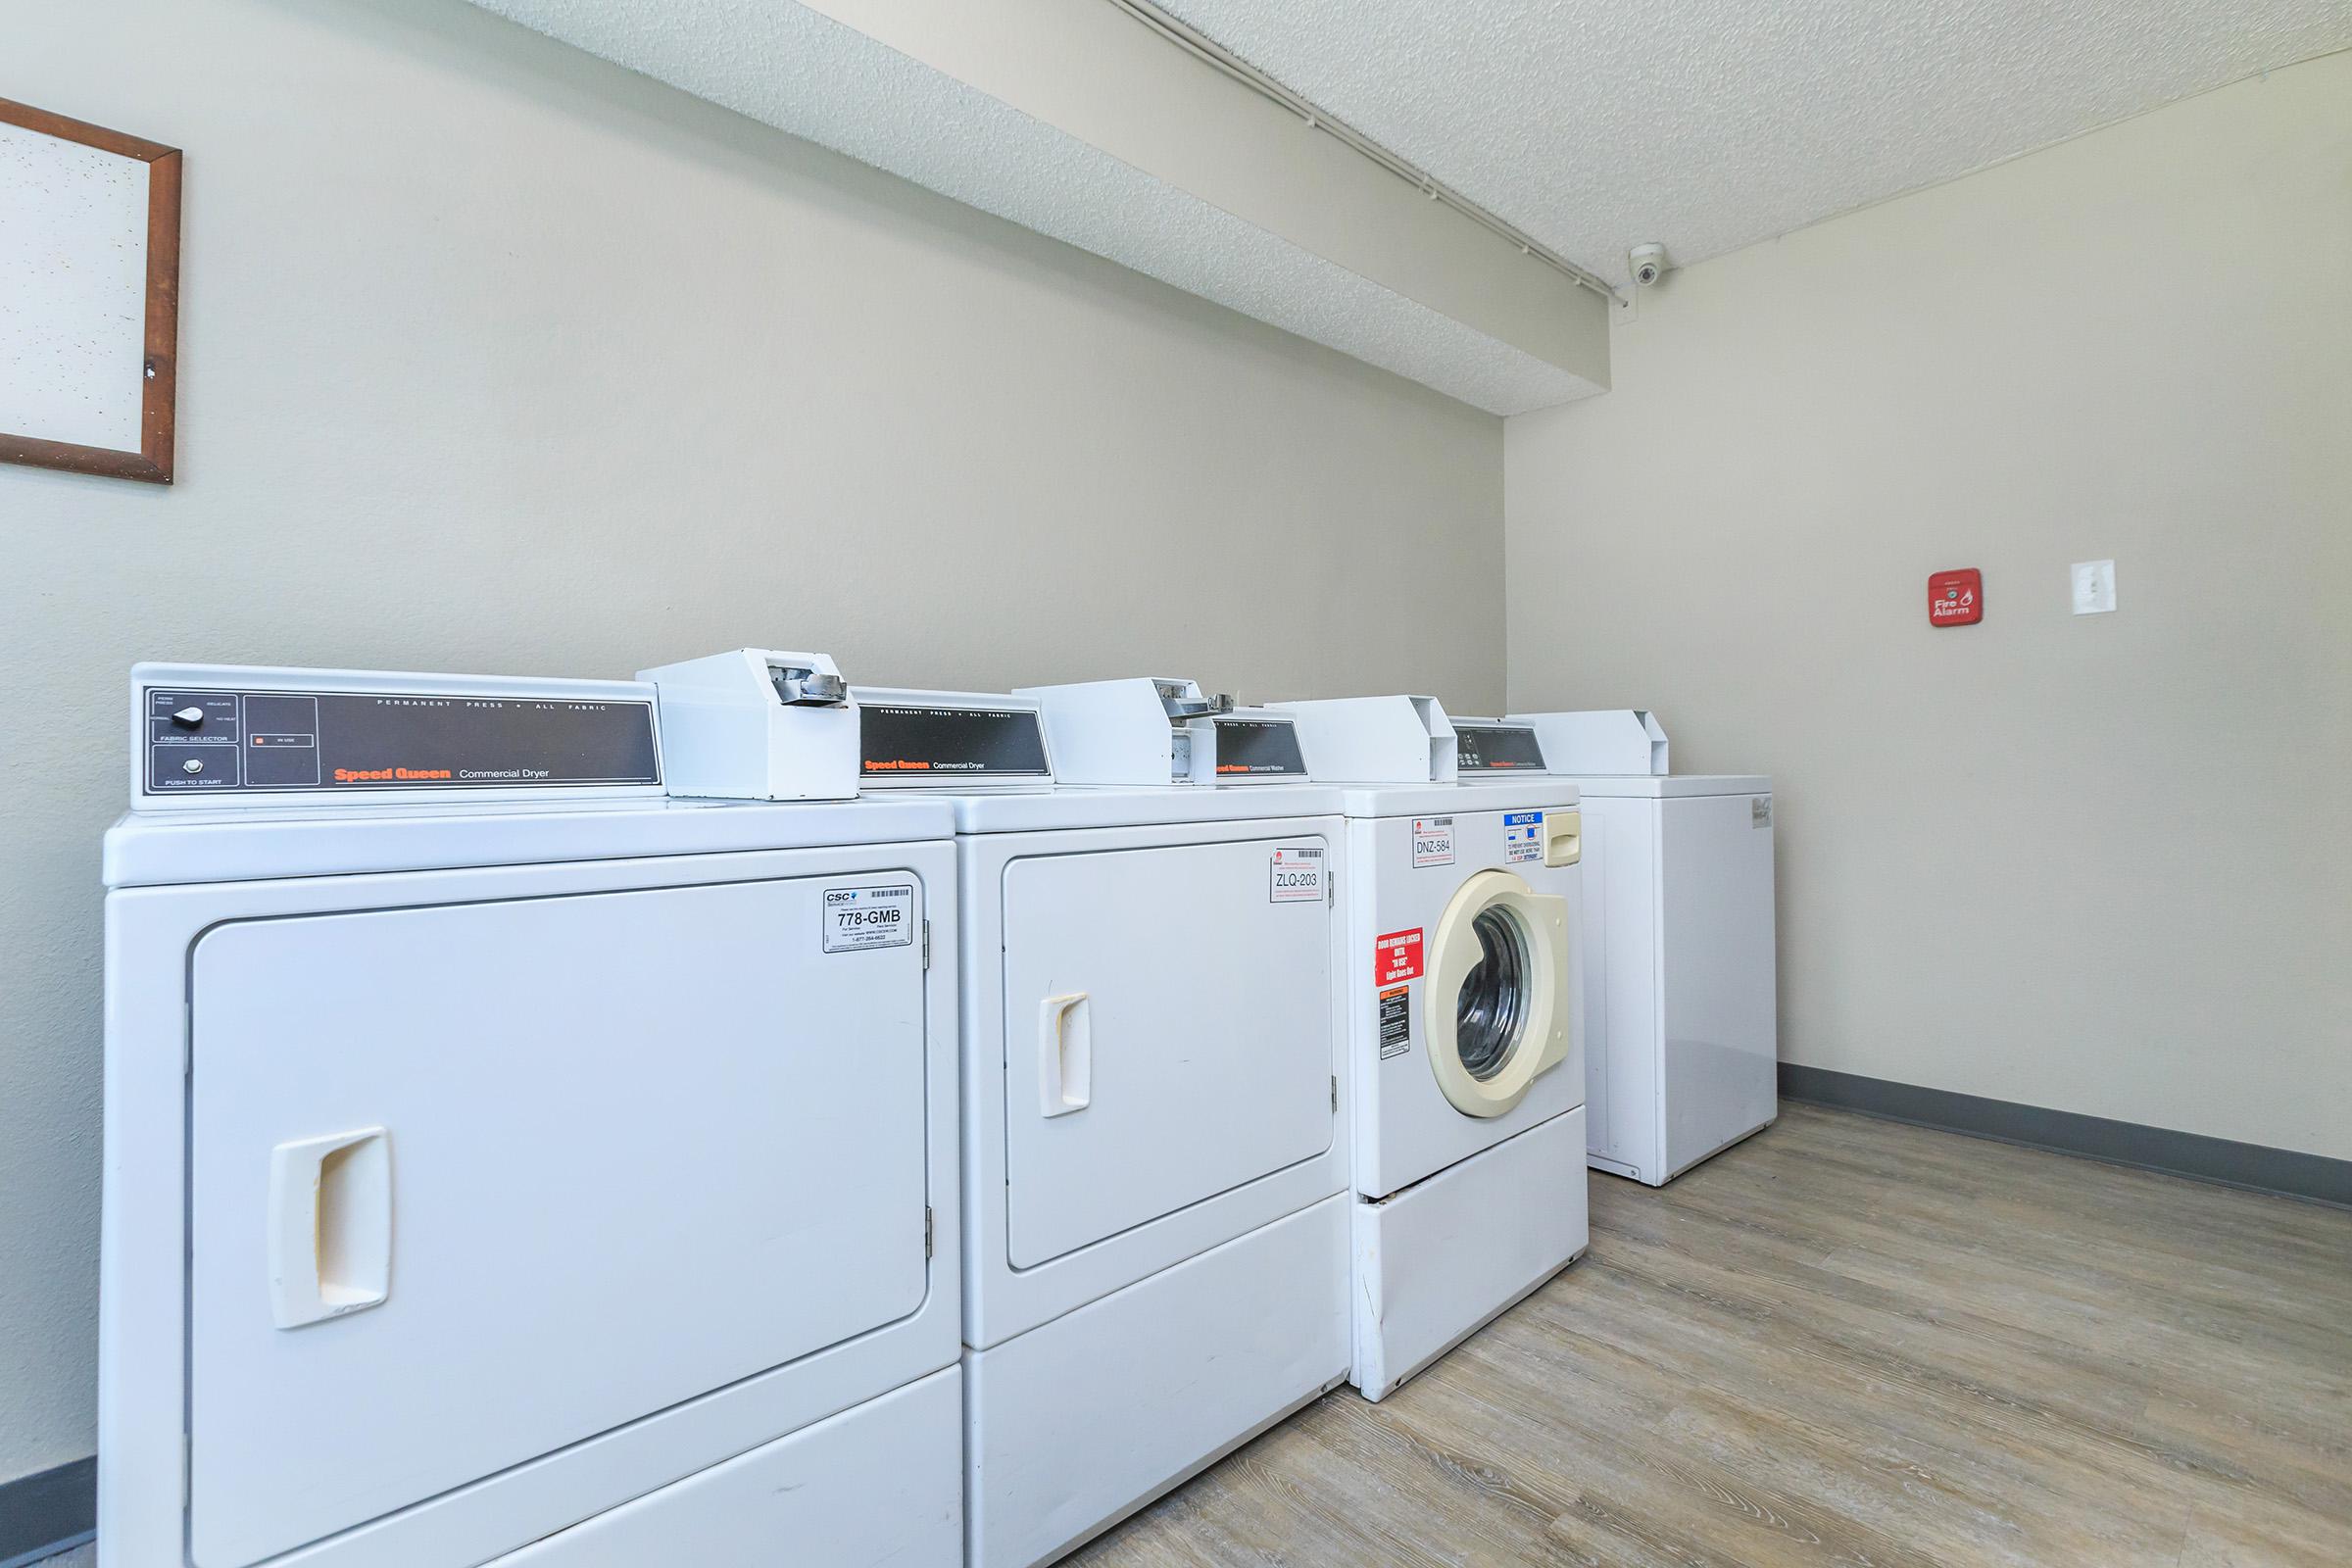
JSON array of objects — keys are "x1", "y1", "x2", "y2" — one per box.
[{"x1": 0, "y1": 118, "x2": 151, "y2": 454}]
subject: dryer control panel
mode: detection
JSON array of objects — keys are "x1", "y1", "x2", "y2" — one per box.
[
  {"x1": 130, "y1": 664, "x2": 663, "y2": 808},
  {"x1": 852, "y1": 687, "x2": 1054, "y2": 786}
]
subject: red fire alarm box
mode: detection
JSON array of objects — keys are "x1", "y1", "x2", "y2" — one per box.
[{"x1": 1928, "y1": 568, "x2": 1983, "y2": 627}]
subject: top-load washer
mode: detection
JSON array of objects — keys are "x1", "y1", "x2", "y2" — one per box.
[
  {"x1": 851, "y1": 676, "x2": 1350, "y2": 1568},
  {"x1": 1273, "y1": 698, "x2": 1590, "y2": 1399},
  {"x1": 1510, "y1": 710, "x2": 1778, "y2": 1185},
  {"x1": 102, "y1": 659, "x2": 962, "y2": 1568}
]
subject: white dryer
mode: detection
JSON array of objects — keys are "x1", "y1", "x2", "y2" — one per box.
[
  {"x1": 857, "y1": 679, "x2": 1350, "y2": 1568},
  {"x1": 102, "y1": 662, "x2": 962, "y2": 1568},
  {"x1": 1511, "y1": 710, "x2": 1778, "y2": 1186},
  {"x1": 1275, "y1": 699, "x2": 1590, "y2": 1400}
]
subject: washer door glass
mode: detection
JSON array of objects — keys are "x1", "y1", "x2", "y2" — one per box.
[
  {"x1": 1424, "y1": 869, "x2": 1575, "y2": 1118},
  {"x1": 1456, "y1": 904, "x2": 1534, "y2": 1081}
]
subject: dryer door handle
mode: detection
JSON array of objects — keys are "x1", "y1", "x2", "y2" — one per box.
[
  {"x1": 268, "y1": 1127, "x2": 391, "y2": 1329},
  {"x1": 1039, "y1": 993, "x2": 1093, "y2": 1117}
]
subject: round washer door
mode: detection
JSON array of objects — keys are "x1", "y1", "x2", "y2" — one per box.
[{"x1": 1423, "y1": 868, "x2": 1574, "y2": 1118}]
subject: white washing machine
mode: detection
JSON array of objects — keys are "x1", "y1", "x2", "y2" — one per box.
[
  {"x1": 1273, "y1": 699, "x2": 1590, "y2": 1400},
  {"x1": 1511, "y1": 711, "x2": 1778, "y2": 1186},
  {"x1": 101, "y1": 661, "x2": 962, "y2": 1568},
  {"x1": 856, "y1": 677, "x2": 1350, "y2": 1568}
]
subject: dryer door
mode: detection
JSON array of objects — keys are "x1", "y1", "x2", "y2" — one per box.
[
  {"x1": 184, "y1": 873, "x2": 931, "y2": 1568},
  {"x1": 1423, "y1": 869, "x2": 1574, "y2": 1118},
  {"x1": 1000, "y1": 836, "x2": 1335, "y2": 1268}
]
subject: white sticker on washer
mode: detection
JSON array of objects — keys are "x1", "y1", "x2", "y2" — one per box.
[
  {"x1": 1269, "y1": 845, "x2": 1325, "y2": 903},
  {"x1": 1411, "y1": 816, "x2": 1455, "y2": 867},
  {"x1": 822, "y1": 883, "x2": 916, "y2": 952},
  {"x1": 1503, "y1": 810, "x2": 1544, "y2": 863}
]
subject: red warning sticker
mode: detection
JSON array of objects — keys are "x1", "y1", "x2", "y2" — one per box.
[{"x1": 1374, "y1": 927, "x2": 1425, "y2": 986}]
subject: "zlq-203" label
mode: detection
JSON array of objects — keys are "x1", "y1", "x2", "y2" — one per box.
[{"x1": 1269, "y1": 845, "x2": 1326, "y2": 904}]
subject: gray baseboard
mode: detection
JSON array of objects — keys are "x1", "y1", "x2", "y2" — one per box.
[
  {"x1": 0, "y1": 1456, "x2": 94, "y2": 1568},
  {"x1": 1780, "y1": 1062, "x2": 2352, "y2": 1209}
]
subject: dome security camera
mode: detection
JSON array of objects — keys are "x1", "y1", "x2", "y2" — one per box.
[{"x1": 1629, "y1": 243, "x2": 1668, "y2": 287}]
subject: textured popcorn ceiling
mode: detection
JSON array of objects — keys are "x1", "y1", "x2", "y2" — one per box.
[
  {"x1": 470, "y1": 0, "x2": 1603, "y2": 415},
  {"x1": 1154, "y1": 0, "x2": 2352, "y2": 287}
]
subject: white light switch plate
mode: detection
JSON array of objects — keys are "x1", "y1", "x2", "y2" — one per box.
[{"x1": 2071, "y1": 560, "x2": 2116, "y2": 614}]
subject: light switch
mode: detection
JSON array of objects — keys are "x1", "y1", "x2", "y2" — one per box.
[{"x1": 2071, "y1": 560, "x2": 2116, "y2": 615}]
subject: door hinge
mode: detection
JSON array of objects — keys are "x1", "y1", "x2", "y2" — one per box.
[
  {"x1": 1330, "y1": 1074, "x2": 1339, "y2": 1111},
  {"x1": 1327, "y1": 872, "x2": 1336, "y2": 906},
  {"x1": 921, "y1": 919, "x2": 931, "y2": 970},
  {"x1": 923, "y1": 1206, "x2": 935, "y2": 1258},
  {"x1": 181, "y1": 1432, "x2": 192, "y2": 1505}
]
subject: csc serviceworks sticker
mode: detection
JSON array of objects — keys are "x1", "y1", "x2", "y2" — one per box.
[{"x1": 822, "y1": 884, "x2": 915, "y2": 952}]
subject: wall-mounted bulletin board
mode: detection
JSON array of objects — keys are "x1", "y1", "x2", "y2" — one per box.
[{"x1": 0, "y1": 96, "x2": 181, "y2": 484}]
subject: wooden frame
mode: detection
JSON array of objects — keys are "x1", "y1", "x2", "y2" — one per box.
[{"x1": 0, "y1": 97, "x2": 181, "y2": 484}]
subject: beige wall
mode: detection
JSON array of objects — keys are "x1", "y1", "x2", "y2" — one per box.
[
  {"x1": 1508, "y1": 53, "x2": 2352, "y2": 1161},
  {"x1": 0, "y1": 0, "x2": 1503, "y2": 1481}
]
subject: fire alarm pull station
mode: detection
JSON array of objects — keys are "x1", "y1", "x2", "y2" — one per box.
[{"x1": 1929, "y1": 568, "x2": 1983, "y2": 627}]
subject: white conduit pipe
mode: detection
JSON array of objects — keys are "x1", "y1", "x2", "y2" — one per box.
[{"x1": 1102, "y1": 0, "x2": 1624, "y2": 303}]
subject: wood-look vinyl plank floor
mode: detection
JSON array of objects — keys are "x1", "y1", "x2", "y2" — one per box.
[{"x1": 1070, "y1": 1102, "x2": 2352, "y2": 1568}]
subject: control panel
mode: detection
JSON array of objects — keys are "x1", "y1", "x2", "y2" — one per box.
[
  {"x1": 1452, "y1": 720, "x2": 1549, "y2": 774},
  {"x1": 854, "y1": 690, "x2": 1053, "y2": 784},
  {"x1": 131, "y1": 665, "x2": 662, "y2": 808},
  {"x1": 1209, "y1": 713, "x2": 1310, "y2": 780}
]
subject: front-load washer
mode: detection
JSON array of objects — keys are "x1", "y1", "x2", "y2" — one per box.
[
  {"x1": 858, "y1": 678, "x2": 1350, "y2": 1568},
  {"x1": 1510, "y1": 710, "x2": 1778, "y2": 1186},
  {"x1": 102, "y1": 662, "x2": 962, "y2": 1568},
  {"x1": 1274, "y1": 698, "x2": 1590, "y2": 1400}
]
